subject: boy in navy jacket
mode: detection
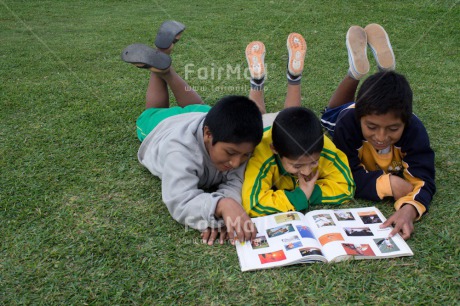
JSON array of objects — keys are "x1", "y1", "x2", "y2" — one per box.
[{"x1": 321, "y1": 24, "x2": 435, "y2": 240}]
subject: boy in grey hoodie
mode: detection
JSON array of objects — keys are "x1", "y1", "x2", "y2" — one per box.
[{"x1": 121, "y1": 21, "x2": 263, "y2": 245}]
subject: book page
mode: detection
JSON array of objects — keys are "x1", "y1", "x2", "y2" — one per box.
[
  {"x1": 236, "y1": 211, "x2": 327, "y2": 272},
  {"x1": 304, "y1": 207, "x2": 413, "y2": 262}
]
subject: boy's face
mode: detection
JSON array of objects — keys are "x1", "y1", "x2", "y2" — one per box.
[
  {"x1": 203, "y1": 128, "x2": 255, "y2": 172},
  {"x1": 278, "y1": 153, "x2": 321, "y2": 181},
  {"x1": 360, "y1": 112, "x2": 405, "y2": 150}
]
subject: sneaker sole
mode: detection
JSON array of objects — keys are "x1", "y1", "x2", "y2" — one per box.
[
  {"x1": 121, "y1": 43, "x2": 171, "y2": 72},
  {"x1": 245, "y1": 41, "x2": 266, "y2": 80},
  {"x1": 155, "y1": 20, "x2": 186, "y2": 49},
  {"x1": 287, "y1": 33, "x2": 306, "y2": 76},
  {"x1": 346, "y1": 26, "x2": 369, "y2": 80},
  {"x1": 365, "y1": 23, "x2": 395, "y2": 71}
]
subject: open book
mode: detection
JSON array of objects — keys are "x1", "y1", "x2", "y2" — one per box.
[{"x1": 235, "y1": 207, "x2": 413, "y2": 272}]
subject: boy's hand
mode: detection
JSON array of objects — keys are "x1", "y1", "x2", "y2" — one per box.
[
  {"x1": 298, "y1": 170, "x2": 319, "y2": 200},
  {"x1": 380, "y1": 204, "x2": 418, "y2": 240},
  {"x1": 389, "y1": 175, "x2": 413, "y2": 200},
  {"x1": 201, "y1": 227, "x2": 228, "y2": 246},
  {"x1": 214, "y1": 197, "x2": 257, "y2": 245}
]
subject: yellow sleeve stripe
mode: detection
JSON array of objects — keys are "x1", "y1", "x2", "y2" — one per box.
[{"x1": 320, "y1": 147, "x2": 356, "y2": 203}]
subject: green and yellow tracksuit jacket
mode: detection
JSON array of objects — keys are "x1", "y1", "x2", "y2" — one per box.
[{"x1": 242, "y1": 128, "x2": 355, "y2": 217}]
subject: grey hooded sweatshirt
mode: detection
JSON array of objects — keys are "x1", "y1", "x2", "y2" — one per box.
[{"x1": 138, "y1": 112, "x2": 246, "y2": 231}]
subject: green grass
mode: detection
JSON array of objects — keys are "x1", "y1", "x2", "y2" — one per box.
[{"x1": 1, "y1": 0, "x2": 459, "y2": 304}]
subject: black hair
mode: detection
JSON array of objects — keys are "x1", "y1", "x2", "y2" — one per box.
[
  {"x1": 203, "y1": 95, "x2": 263, "y2": 145},
  {"x1": 272, "y1": 107, "x2": 324, "y2": 158},
  {"x1": 355, "y1": 71, "x2": 413, "y2": 124}
]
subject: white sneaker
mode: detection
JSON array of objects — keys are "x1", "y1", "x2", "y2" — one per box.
[
  {"x1": 346, "y1": 26, "x2": 370, "y2": 80},
  {"x1": 365, "y1": 23, "x2": 395, "y2": 71}
]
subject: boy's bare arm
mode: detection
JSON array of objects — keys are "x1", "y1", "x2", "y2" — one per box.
[
  {"x1": 214, "y1": 197, "x2": 257, "y2": 244},
  {"x1": 380, "y1": 175, "x2": 418, "y2": 240},
  {"x1": 389, "y1": 175, "x2": 413, "y2": 200}
]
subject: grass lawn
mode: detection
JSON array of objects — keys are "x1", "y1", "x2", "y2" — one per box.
[{"x1": 1, "y1": 0, "x2": 459, "y2": 304}]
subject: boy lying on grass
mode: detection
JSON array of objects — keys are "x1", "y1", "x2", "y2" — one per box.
[
  {"x1": 321, "y1": 24, "x2": 436, "y2": 239},
  {"x1": 121, "y1": 21, "x2": 263, "y2": 245},
  {"x1": 241, "y1": 33, "x2": 355, "y2": 217}
]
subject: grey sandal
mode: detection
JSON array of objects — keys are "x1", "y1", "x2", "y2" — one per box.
[
  {"x1": 121, "y1": 43, "x2": 171, "y2": 71},
  {"x1": 154, "y1": 20, "x2": 186, "y2": 49}
]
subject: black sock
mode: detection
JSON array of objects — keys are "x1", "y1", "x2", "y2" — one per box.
[
  {"x1": 287, "y1": 72, "x2": 302, "y2": 85},
  {"x1": 250, "y1": 77, "x2": 265, "y2": 90}
]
